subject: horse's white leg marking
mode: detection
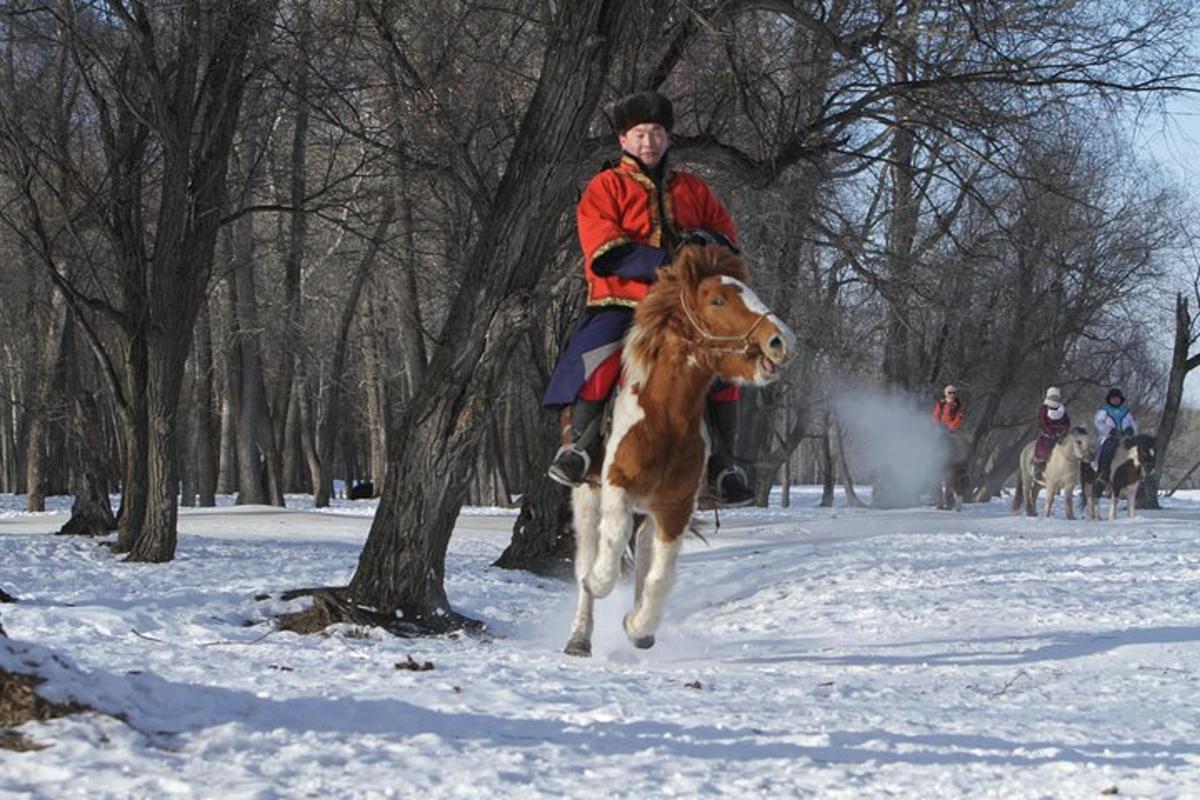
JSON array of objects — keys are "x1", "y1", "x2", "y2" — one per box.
[
  {"x1": 583, "y1": 377, "x2": 644, "y2": 599},
  {"x1": 624, "y1": 528, "x2": 683, "y2": 647},
  {"x1": 1127, "y1": 481, "x2": 1139, "y2": 519},
  {"x1": 1108, "y1": 487, "x2": 1119, "y2": 521},
  {"x1": 585, "y1": 484, "x2": 632, "y2": 598},
  {"x1": 633, "y1": 516, "x2": 655, "y2": 606},
  {"x1": 565, "y1": 485, "x2": 600, "y2": 656}
]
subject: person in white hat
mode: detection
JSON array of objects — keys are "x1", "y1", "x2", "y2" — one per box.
[
  {"x1": 1033, "y1": 386, "x2": 1071, "y2": 483},
  {"x1": 931, "y1": 384, "x2": 964, "y2": 433}
]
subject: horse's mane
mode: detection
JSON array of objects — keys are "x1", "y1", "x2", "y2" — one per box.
[{"x1": 624, "y1": 245, "x2": 751, "y2": 374}]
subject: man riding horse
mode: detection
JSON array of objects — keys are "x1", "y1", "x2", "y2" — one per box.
[{"x1": 542, "y1": 91, "x2": 753, "y2": 506}]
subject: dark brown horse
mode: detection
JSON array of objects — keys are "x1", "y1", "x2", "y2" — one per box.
[{"x1": 564, "y1": 244, "x2": 796, "y2": 657}]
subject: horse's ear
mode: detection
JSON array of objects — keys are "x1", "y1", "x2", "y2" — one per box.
[{"x1": 673, "y1": 244, "x2": 703, "y2": 290}]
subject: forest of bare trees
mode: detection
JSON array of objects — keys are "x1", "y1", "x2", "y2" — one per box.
[{"x1": 2, "y1": 1, "x2": 1200, "y2": 631}]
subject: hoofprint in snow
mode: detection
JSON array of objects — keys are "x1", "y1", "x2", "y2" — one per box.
[{"x1": 2, "y1": 490, "x2": 1199, "y2": 799}]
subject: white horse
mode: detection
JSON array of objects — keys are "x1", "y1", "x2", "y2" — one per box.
[{"x1": 1011, "y1": 427, "x2": 1091, "y2": 519}]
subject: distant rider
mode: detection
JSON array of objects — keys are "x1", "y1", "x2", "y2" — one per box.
[
  {"x1": 1034, "y1": 387, "x2": 1070, "y2": 484},
  {"x1": 931, "y1": 384, "x2": 965, "y2": 433},
  {"x1": 1094, "y1": 387, "x2": 1136, "y2": 482}
]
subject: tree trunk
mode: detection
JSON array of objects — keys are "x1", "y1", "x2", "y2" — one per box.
[
  {"x1": 231, "y1": 89, "x2": 272, "y2": 506},
  {"x1": 270, "y1": 7, "x2": 311, "y2": 499},
  {"x1": 1140, "y1": 294, "x2": 1198, "y2": 508},
  {"x1": 314, "y1": 192, "x2": 396, "y2": 507},
  {"x1": 493, "y1": 405, "x2": 573, "y2": 578},
  {"x1": 362, "y1": 295, "x2": 388, "y2": 493},
  {"x1": 341, "y1": 0, "x2": 632, "y2": 626},
  {"x1": 25, "y1": 282, "x2": 69, "y2": 512},
  {"x1": 193, "y1": 300, "x2": 218, "y2": 507},
  {"x1": 59, "y1": 392, "x2": 117, "y2": 537}
]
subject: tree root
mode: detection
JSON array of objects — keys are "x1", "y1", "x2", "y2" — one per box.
[
  {"x1": 273, "y1": 588, "x2": 484, "y2": 638},
  {"x1": 0, "y1": 634, "x2": 98, "y2": 751}
]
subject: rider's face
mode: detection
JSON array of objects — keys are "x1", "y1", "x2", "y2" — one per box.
[{"x1": 619, "y1": 123, "x2": 669, "y2": 168}]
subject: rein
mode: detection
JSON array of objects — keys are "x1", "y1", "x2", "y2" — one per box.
[{"x1": 678, "y1": 289, "x2": 768, "y2": 355}]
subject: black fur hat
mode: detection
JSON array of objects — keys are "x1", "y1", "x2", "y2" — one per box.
[
  {"x1": 612, "y1": 91, "x2": 674, "y2": 134},
  {"x1": 1107, "y1": 387, "x2": 1125, "y2": 404}
]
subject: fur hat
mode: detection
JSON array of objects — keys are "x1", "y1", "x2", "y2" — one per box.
[
  {"x1": 1045, "y1": 386, "x2": 1061, "y2": 400},
  {"x1": 1107, "y1": 387, "x2": 1124, "y2": 404},
  {"x1": 613, "y1": 91, "x2": 674, "y2": 134},
  {"x1": 943, "y1": 384, "x2": 957, "y2": 396}
]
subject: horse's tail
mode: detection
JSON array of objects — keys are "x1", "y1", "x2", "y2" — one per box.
[{"x1": 1010, "y1": 469, "x2": 1023, "y2": 512}]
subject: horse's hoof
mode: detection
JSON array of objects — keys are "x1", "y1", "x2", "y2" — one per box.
[
  {"x1": 623, "y1": 613, "x2": 655, "y2": 649},
  {"x1": 563, "y1": 638, "x2": 591, "y2": 658}
]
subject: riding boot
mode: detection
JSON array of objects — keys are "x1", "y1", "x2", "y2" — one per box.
[
  {"x1": 1098, "y1": 436, "x2": 1116, "y2": 483},
  {"x1": 705, "y1": 400, "x2": 755, "y2": 507},
  {"x1": 548, "y1": 399, "x2": 606, "y2": 487}
]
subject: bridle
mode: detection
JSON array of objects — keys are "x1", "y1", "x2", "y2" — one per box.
[{"x1": 678, "y1": 287, "x2": 769, "y2": 356}]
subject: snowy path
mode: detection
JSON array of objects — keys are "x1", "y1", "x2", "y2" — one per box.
[{"x1": 2, "y1": 492, "x2": 1199, "y2": 798}]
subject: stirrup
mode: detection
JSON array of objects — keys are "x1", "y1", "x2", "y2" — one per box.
[{"x1": 548, "y1": 444, "x2": 591, "y2": 487}]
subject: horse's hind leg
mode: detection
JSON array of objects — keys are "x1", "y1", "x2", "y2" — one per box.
[
  {"x1": 584, "y1": 485, "x2": 633, "y2": 599},
  {"x1": 564, "y1": 485, "x2": 600, "y2": 657},
  {"x1": 623, "y1": 507, "x2": 686, "y2": 649}
]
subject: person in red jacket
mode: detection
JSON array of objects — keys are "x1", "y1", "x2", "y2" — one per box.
[
  {"x1": 543, "y1": 91, "x2": 752, "y2": 505},
  {"x1": 1034, "y1": 386, "x2": 1070, "y2": 483},
  {"x1": 931, "y1": 385, "x2": 964, "y2": 433}
]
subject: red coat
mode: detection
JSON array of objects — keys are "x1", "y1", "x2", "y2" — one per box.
[
  {"x1": 577, "y1": 156, "x2": 737, "y2": 308},
  {"x1": 932, "y1": 399, "x2": 964, "y2": 432}
]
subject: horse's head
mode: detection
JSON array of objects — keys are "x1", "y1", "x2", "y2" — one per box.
[
  {"x1": 1125, "y1": 434, "x2": 1157, "y2": 474},
  {"x1": 1059, "y1": 428, "x2": 1091, "y2": 461},
  {"x1": 659, "y1": 244, "x2": 796, "y2": 385}
]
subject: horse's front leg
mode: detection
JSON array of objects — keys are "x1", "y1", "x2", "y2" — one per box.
[
  {"x1": 1126, "y1": 482, "x2": 1139, "y2": 519},
  {"x1": 623, "y1": 505, "x2": 687, "y2": 649},
  {"x1": 1064, "y1": 483, "x2": 1076, "y2": 520},
  {"x1": 1108, "y1": 487, "x2": 1120, "y2": 521},
  {"x1": 584, "y1": 484, "x2": 633, "y2": 599},
  {"x1": 565, "y1": 485, "x2": 600, "y2": 657},
  {"x1": 633, "y1": 515, "x2": 655, "y2": 607},
  {"x1": 1042, "y1": 484, "x2": 1057, "y2": 518}
]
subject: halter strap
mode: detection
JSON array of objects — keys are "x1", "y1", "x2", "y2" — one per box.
[{"x1": 678, "y1": 289, "x2": 768, "y2": 354}]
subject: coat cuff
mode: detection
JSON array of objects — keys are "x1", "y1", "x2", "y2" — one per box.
[{"x1": 592, "y1": 242, "x2": 669, "y2": 281}]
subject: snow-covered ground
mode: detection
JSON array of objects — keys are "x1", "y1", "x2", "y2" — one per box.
[{"x1": 2, "y1": 489, "x2": 1199, "y2": 799}]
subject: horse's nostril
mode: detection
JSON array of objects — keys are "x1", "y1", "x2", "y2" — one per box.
[{"x1": 768, "y1": 335, "x2": 785, "y2": 355}]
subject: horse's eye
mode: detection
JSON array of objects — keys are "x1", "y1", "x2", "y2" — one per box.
[{"x1": 710, "y1": 296, "x2": 725, "y2": 307}]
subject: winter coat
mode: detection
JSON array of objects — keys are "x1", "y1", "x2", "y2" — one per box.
[
  {"x1": 931, "y1": 399, "x2": 965, "y2": 432},
  {"x1": 577, "y1": 155, "x2": 737, "y2": 308},
  {"x1": 1093, "y1": 403, "x2": 1136, "y2": 446},
  {"x1": 542, "y1": 155, "x2": 738, "y2": 408},
  {"x1": 1034, "y1": 401, "x2": 1071, "y2": 462},
  {"x1": 1039, "y1": 402, "x2": 1070, "y2": 437}
]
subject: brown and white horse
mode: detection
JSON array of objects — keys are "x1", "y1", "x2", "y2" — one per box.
[
  {"x1": 1081, "y1": 434, "x2": 1157, "y2": 520},
  {"x1": 563, "y1": 245, "x2": 796, "y2": 657}
]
